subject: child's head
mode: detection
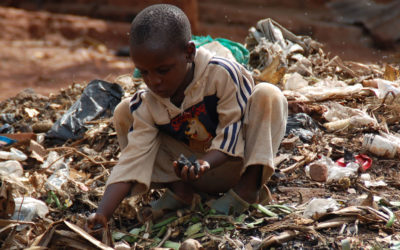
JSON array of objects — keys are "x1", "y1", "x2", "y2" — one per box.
[{"x1": 129, "y1": 4, "x2": 195, "y2": 98}]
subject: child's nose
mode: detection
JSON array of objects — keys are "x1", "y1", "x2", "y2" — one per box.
[{"x1": 149, "y1": 74, "x2": 162, "y2": 86}]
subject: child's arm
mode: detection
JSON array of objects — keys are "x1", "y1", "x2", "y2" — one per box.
[
  {"x1": 201, "y1": 149, "x2": 238, "y2": 168},
  {"x1": 86, "y1": 182, "x2": 132, "y2": 229}
]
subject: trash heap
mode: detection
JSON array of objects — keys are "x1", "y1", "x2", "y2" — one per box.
[{"x1": 1, "y1": 19, "x2": 400, "y2": 249}]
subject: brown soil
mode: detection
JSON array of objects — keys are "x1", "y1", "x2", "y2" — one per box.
[{"x1": 0, "y1": 7, "x2": 132, "y2": 102}]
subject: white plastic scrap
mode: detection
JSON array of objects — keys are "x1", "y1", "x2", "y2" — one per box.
[
  {"x1": 322, "y1": 102, "x2": 377, "y2": 131},
  {"x1": 368, "y1": 78, "x2": 400, "y2": 99},
  {"x1": 0, "y1": 147, "x2": 28, "y2": 161},
  {"x1": 45, "y1": 161, "x2": 70, "y2": 191},
  {"x1": 303, "y1": 198, "x2": 339, "y2": 219},
  {"x1": 11, "y1": 197, "x2": 49, "y2": 221},
  {"x1": 0, "y1": 160, "x2": 23, "y2": 177},
  {"x1": 361, "y1": 173, "x2": 388, "y2": 188},
  {"x1": 42, "y1": 151, "x2": 70, "y2": 190},
  {"x1": 283, "y1": 72, "x2": 309, "y2": 90},
  {"x1": 24, "y1": 108, "x2": 40, "y2": 118},
  {"x1": 41, "y1": 151, "x2": 64, "y2": 170},
  {"x1": 283, "y1": 80, "x2": 365, "y2": 102}
]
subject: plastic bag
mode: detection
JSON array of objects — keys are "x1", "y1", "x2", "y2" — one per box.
[
  {"x1": 323, "y1": 102, "x2": 377, "y2": 131},
  {"x1": 192, "y1": 35, "x2": 249, "y2": 65},
  {"x1": 11, "y1": 197, "x2": 49, "y2": 222},
  {"x1": 246, "y1": 18, "x2": 311, "y2": 72},
  {"x1": 285, "y1": 113, "x2": 318, "y2": 142},
  {"x1": 45, "y1": 165, "x2": 69, "y2": 191},
  {"x1": 0, "y1": 147, "x2": 28, "y2": 161},
  {"x1": 303, "y1": 198, "x2": 339, "y2": 219},
  {"x1": 305, "y1": 156, "x2": 359, "y2": 182},
  {"x1": 0, "y1": 160, "x2": 23, "y2": 177},
  {"x1": 42, "y1": 151, "x2": 70, "y2": 191},
  {"x1": 283, "y1": 72, "x2": 308, "y2": 90},
  {"x1": 46, "y1": 80, "x2": 124, "y2": 145}
]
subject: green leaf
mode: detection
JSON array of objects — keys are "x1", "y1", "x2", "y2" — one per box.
[
  {"x1": 251, "y1": 204, "x2": 278, "y2": 217},
  {"x1": 163, "y1": 240, "x2": 181, "y2": 249},
  {"x1": 153, "y1": 216, "x2": 178, "y2": 229},
  {"x1": 112, "y1": 231, "x2": 127, "y2": 241},
  {"x1": 129, "y1": 226, "x2": 144, "y2": 235},
  {"x1": 381, "y1": 206, "x2": 396, "y2": 228},
  {"x1": 184, "y1": 223, "x2": 202, "y2": 237},
  {"x1": 235, "y1": 214, "x2": 247, "y2": 223}
]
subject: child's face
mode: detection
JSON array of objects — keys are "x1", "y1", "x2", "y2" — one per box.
[{"x1": 131, "y1": 42, "x2": 195, "y2": 98}]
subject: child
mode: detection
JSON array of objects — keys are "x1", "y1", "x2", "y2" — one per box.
[{"x1": 87, "y1": 4, "x2": 287, "y2": 229}]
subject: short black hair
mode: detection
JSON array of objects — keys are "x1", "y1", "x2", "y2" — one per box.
[{"x1": 130, "y1": 4, "x2": 191, "y2": 50}]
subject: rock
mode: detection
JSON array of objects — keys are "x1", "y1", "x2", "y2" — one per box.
[
  {"x1": 308, "y1": 162, "x2": 328, "y2": 182},
  {"x1": 179, "y1": 239, "x2": 203, "y2": 250},
  {"x1": 32, "y1": 120, "x2": 53, "y2": 133}
]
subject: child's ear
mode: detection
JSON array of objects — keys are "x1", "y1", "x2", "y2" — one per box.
[{"x1": 185, "y1": 41, "x2": 196, "y2": 62}]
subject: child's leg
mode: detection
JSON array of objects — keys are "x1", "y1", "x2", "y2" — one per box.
[
  {"x1": 237, "y1": 82, "x2": 288, "y2": 202},
  {"x1": 113, "y1": 98, "x2": 133, "y2": 150},
  {"x1": 208, "y1": 83, "x2": 287, "y2": 214}
]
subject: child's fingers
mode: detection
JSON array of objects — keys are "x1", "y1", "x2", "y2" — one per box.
[
  {"x1": 86, "y1": 214, "x2": 106, "y2": 231},
  {"x1": 173, "y1": 161, "x2": 180, "y2": 177},
  {"x1": 198, "y1": 162, "x2": 210, "y2": 177},
  {"x1": 189, "y1": 166, "x2": 197, "y2": 180},
  {"x1": 181, "y1": 166, "x2": 189, "y2": 181}
]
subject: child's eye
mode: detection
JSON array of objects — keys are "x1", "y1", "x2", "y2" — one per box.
[
  {"x1": 157, "y1": 68, "x2": 170, "y2": 75},
  {"x1": 139, "y1": 69, "x2": 148, "y2": 76}
]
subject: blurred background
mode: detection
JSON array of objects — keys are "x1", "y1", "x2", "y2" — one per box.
[{"x1": 0, "y1": 0, "x2": 399, "y2": 101}]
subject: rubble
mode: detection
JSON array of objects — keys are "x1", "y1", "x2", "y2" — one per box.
[{"x1": 1, "y1": 17, "x2": 400, "y2": 250}]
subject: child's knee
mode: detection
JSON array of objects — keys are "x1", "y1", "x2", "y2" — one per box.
[{"x1": 251, "y1": 82, "x2": 285, "y2": 103}]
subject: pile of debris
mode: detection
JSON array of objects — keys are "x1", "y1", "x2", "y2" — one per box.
[{"x1": 1, "y1": 19, "x2": 400, "y2": 249}]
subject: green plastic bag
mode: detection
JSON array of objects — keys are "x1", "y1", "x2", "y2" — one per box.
[
  {"x1": 192, "y1": 35, "x2": 249, "y2": 65},
  {"x1": 133, "y1": 35, "x2": 249, "y2": 78}
]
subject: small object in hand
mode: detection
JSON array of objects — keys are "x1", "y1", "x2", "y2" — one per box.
[
  {"x1": 177, "y1": 154, "x2": 200, "y2": 174},
  {"x1": 92, "y1": 223, "x2": 103, "y2": 230}
]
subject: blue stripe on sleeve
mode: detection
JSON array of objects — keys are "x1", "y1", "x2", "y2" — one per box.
[
  {"x1": 209, "y1": 60, "x2": 238, "y2": 87},
  {"x1": 231, "y1": 122, "x2": 243, "y2": 154},
  {"x1": 130, "y1": 91, "x2": 143, "y2": 113},
  {"x1": 211, "y1": 58, "x2": 251, "y2": 114},
  {"x1": 220, "y1": 126, "x2": 230, "y2": 150},
  {"x1": 217, "y1": 57, "x2": 252, "y2": 99},
  {"x1": 209, "y1": 60, "x2": 244, "y2": 114},
  {"x1": 242, "y1": 75, "x2": 252, "y2": 95},
  {"x1": 227, "y1": 122, "x2": 237, "y2": 152}
]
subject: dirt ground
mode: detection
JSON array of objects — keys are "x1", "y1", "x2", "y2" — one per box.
[
  {"x1": 0, "y1": 7, "x2": 132, "y2": 102},
  {"x1": 0, "y1": 5, "x2": 399, "y2": 102}
]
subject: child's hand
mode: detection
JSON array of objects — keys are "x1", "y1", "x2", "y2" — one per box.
[
  {"x1": 173, "y1": 156, "x2": 210, "y2": 182},
  {"x1": 86, "y1": 213, "x2": 108, "y2": 232}
]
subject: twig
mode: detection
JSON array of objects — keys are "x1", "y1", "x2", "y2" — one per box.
[
  {"x1": 16, "y1": 197, "x2": 25, "y2": 222},
  {"x1": 354, "y1": 219, "x2": 359, "y2": 235},
  {"x1": 260, "y1": 230, "x2": 298, "y2": 248},
  {"x1": 156, "y1": 227, "x2": 172, "y2": 248},
  {"x1": 281, "y1": 159, "x2": 307, "y2": 173},
  {"x1": 223, "y1": 234, "x2": 244, "y2": 249},
  {"x1": 49, "y1": 147, "x2": 116, "y2": 166}
]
